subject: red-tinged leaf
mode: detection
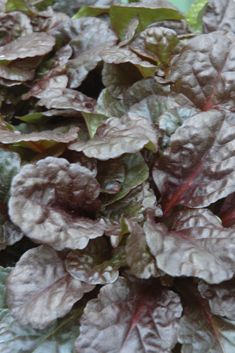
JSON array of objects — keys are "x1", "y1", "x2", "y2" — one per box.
[
  {"x1": 168, "y1": 31, "x2": 235, "y2": 110},
  {"x1": 198, "y1": 279, "x2": 235, "y2": 321},
  {"x1": 125, "y1": 220, "x2": 159, "y2": 279},
  {"x1": 219, "y1": 193, "x2": 235, "y2": 227},
  {"x1": 8, "y1": 157, "x2": 105, "y2": 250},
  {"x1": 178, "y1": 291, "x2": 235, "y2": 353},
  {"x1": 0, "y1": 126, "x2": 79, "y2": 144},
  {"x1": 153, "y1": 110, "x2": 235, "y2": 213},
  {"x1": 145, "y1": 209, "x2": 235, "y2": 284},
  {"x1": 65, "y1": 238, "x2": 123, "y2": 285},
  {"x1": 69, "y1": 116, "x2": 157, "y2": 160},
  {"x1": 75, "y1": 277, "x2": 183, "y2": 353},
  {"x1": 203, "y1": 0, "x2": 235, "y2": 34},
  {"x1": 37, "y1": 88, "x2": 96, "y2": 113},
  {"x1": 0, "y1": 33, "x2": 55, "y2": 61},
  {"x1": 6, "y1": 245, "x2": 93, "y2": 329}
]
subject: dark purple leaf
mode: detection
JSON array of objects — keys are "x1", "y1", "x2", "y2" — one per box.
[
  {"x1": 75, "y1": 277, "x2": 183, "y2": 353},
  {"x1": 125, "y1": 220, "x2": 159, "y2": 279},
  {"x1": 67, "y1": 17, "x2": 117, "y2": 88},
  {"x1": 7, "y1": 245, "x2": 93, "y2": 329},
  {"x1": 168, "y1": 31, "x2": 235, "y2": 110},
  {"x1": 0, "y1": 126, "x2": 79, "y2": 144},
  {"x1": 0, "y1": 33, "x2": 55, "y2": 61},
  {"x1": 145, "y1": 209, "x2": 235, "y2": 284},
  {"x1": 9, "y1": 157, "x2": 105, "y2": 250},
  {"x1": 69, "y1": 115, "x2": 157, "y2": 160},
  {"x1": 203, "y1": 0, "x2": 235, "y2": 34},
  {"x1": 178, "y1": 294, "x2": 235, "y2": 353},
  {"x1": 153, "y1": 110, "x2": 235, "y2": 213},
  {"x1": 37, "y1": 88, "x2": 96, "y2": 113},
  {"x1": 65, "y1": 238, "x2": 123, "y2": 285},
  {"x1": 198, "y1": 279, "x2": 235, "y2": 321}
]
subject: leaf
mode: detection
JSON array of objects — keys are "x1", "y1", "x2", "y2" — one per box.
[
  {"x1": 125, "y1": 220, "x2": 159, "y2": 279},
  {"x1": 67, "y1": 17, "x2": 117, "y2": 88},
  {"x1": 0, "y1": 265, "x2": 85, "y2": 353},
  {"x1": 198, "y1": 279, "x2": 235, "y2": 321},
  {"x1": 104, "y1": 182, "x2": 157, "y2": 222},
  {"x1": 110, "y1": 0, "x2": 183, "y2": 40},
  {"x1": 179, "y1": 295, "x2": 235, "y2": 353},
  {"x1": 203, "y1": 0, "x2": 235, "y2": 33},
  {"x1": 130, "y1": 26, "x2": 179, "y2": 65},
  {"x1": 104, "y1": 153, "x2": 149, "y2": 204},
  {"x1": 6, "y1": 245, "x2": 93, "y2": 329},
  {"x1": 153, "y1": 110, "x2": 235, "y2": 213},
  {"x1": 65, "y1": 237, "x2": 123, "y2": 285},
  {"x1": 102, "y1": 62, "x2": 143, "y2": 98},
  {"x1": 37, "y1": 88, "x2": 96, "y2": 113},
  {"x1": 9, "y1": 157, "x2": 106, "y2": 250},
  {"x1": 75, "y1": 277, "x2": 183, "y2": 353},
  {"x1": 69, "y1": 115, "x2": 157, "y2": 160},
  {"x1": 168, "y1": 31, "x2": 235, "y2": 110},
  {"x1": 219, "y1": 193, "x2": 235, "y2": 227},
  {"x1": 0, "y1": 33, "x2": 55, "y2": 61},
  {"x1": 82, "y1": 111, "x2": 108, "y2": 138},
  {"x1": 186, "y1": 0, "x2": 208, "y2": 31},
  {"x1": 0, "y1": 219, "x2": 24, "y2": 251},
  {"x1": 0, "y1": 126, "x2": 79, "y2": 144},
  {"x1": 145, "y1": 209, "x2": 235, "y2": 284}
]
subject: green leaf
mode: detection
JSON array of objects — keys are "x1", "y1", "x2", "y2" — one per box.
[
  {"x1": 0, "y1": 266, "x2": 83, "y2": 353},
  {"x1": 16, "y1": 112, "x2": 45, "y2": 124},
  {"x1": 186, "y1": 0, "x2": 208, "y2": 31},
  {"x1": 82, "y1": 112, "x2": 108, "y2": 138},
  {"x1": 5, "y1": 0, "x2": 30, "y2": 13},
  {"x1": 110, "y1": 2, "x2": 184, "y2": 40},
  {"x1": 105, "y1": 153, "x2": 149, "y2": 205},
  {"x1": 73, "y1": 6, "x2": 109, "y2": 19}
]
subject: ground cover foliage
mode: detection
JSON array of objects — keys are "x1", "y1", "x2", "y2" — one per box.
[{"x1": 1, "y1": 0, "x2": 235, "y2": 352}]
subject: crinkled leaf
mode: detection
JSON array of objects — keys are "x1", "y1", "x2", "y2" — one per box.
[
  {"x1": 67, "y1": 17, "x2": 117, "y2": 88},
  {"x1": 37, "y1": 88, "x2": 96, "y2": 113},
  {"x1": 97, "y1": 88, "x2": 127, "y2": 117},
  {"x1": 179, "y1": 299, "x2": 235, "y2": 353},
  {"x1": 0, "y1": 12, "x2": 32, "y2": 46},
  {"x1": 65, "y1": 238, "x2": 123, "y2": 285},
  {"x1": 198, "y1": 279, "x2": 235, "y2": 321},
  {"x1": 104, "y1": 153, "x2": 149, "y2": 204},
  {"x1": 7, "y1": 245, "x2": 93, "y2": 329},
  {"x1": 203, "y1": 0, "x2": 235, "y2": 33},
  {"x1": 69, "y1": 115, "x2": 157, "y2": 160},
  {"x1": 9, "y1": 157, "x2": 105, "y2": 250},
  {"x1": 130, "y1": 26, "x2": 179, "y2": 65},
  {"x1": 169, "y1": 31, "x2": 235, "y2": 110},
  {"x1": 110, "y1": 0, "x2": 183, "y2": 40},
  {"x1": 0, "y1": 266, "x2": 84, "y2": 353},
  {"x1": 153, "y1": 110, "x2": 235, "y2": 213},
  {"x1": 104, "y1": 182, "x2": 157, "y2": 222},
  {"x1": 125, "y1": 220, "x2": 159, "y2": 279},
  {"x1": 0, "y1": 33, "x2": 55, "y2": 61},
  {"x1": 145, "y1": 209, "x2": 235, "y2": 284},
  {"x1": 0, "y1": 219, "x2": 24, "y2": 251},
  {"x1": 75, "y1": 277, "x2": 183, "y2": 353},
  {"x1": 0, "y1": 126, "x2": 79, "y2": 144},
  {"x1": 219, "y1": 193, "x2": 235, "y2": 227}
]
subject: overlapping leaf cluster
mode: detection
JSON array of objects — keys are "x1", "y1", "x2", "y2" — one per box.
[{"x1": 1, "y1": 0, "x2": 235, "y2": 352}]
